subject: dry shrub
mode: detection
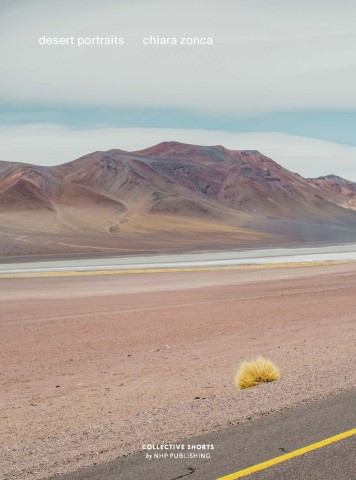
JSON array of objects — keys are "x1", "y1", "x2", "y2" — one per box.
[{"x1": 235, "y1": 356, "x2": 280, "y2": 389}]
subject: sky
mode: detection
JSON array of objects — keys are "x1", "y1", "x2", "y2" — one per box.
[{"x1": 0, "y1": 0, "x2": 356, "y2": 179}]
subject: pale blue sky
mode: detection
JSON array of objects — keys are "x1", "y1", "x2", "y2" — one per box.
[
  {"x1": 0, "y1": 0, "x2": 355, "y2": 178},
  {"x1": 1, "y1": 106, "x2": 356, "y2": 147}
]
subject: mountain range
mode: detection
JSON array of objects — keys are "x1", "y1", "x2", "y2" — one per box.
[{"x1": 0, "y1": 141, "x2": 355, "y2": 257}]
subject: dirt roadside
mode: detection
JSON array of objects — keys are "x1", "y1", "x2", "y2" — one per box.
[{"x1": 1, "y1": 263, "x2": 355, "y2": 479}]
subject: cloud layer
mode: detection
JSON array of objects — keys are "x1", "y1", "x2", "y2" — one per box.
[{"x1": 1, "y1": 0, "x2": 356, "y2": 113}]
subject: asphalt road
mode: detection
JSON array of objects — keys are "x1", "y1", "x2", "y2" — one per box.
[
  {"x1": 1, "y1": 244, "x2": 356, "y2": 274},
  {"x1": 51, "y1": 389, "x2": 356, "y2": 480}
]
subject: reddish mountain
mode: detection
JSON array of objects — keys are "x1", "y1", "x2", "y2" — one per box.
[
  {"x1": 308, "y1": 175, "x2": 356, "y2": 211},
  {"x1": 0, "y1": 142, "x2": 355, "y2": 257},
  {"x1": 0, "y1": 161, "x2": 126, "y2": 212}
]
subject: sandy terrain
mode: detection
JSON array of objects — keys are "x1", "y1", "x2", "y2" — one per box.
[{"x1": 1, "y1": 263, "x2": 356, "y2": 479}]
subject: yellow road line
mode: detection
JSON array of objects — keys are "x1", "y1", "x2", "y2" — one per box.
[
  {"x1": 216, "y1": 427, "x2": 356, "y2": 479},
  {"x1": 0, "y1": 260, "x2": 353, "y2": 279}
]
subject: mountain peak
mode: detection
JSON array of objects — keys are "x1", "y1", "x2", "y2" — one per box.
[
  {"x1": 133, "y1": 141, "x2": 209, "y2": 155},
  {"x1": 314, "y1": 174, "x2": 356, "y2": 185},
  {"x1": 316, "y1": 174, "x2": 343, "y2": 180}
]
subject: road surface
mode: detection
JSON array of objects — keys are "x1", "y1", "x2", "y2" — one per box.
[
  {"x1": 1, "y1": 244, "x2": 356, "y2": 275},
  {"x1": 51, "y1": 388, "x2": 356, "y2": 480}
]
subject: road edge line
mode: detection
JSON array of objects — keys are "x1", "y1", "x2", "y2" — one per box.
[{"x1": 216, "y1": 427, "x2": 356, "y2": 479}]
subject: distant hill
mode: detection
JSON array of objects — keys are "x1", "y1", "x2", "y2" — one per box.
[{"x1": 0, "y1": 142, "x2": 355, "y2": 257}]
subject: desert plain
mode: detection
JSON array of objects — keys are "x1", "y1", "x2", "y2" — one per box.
[{"x1": 1, "y1": 262, "x2": 356, "y2": 479}]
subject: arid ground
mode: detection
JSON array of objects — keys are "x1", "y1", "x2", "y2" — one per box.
[{"x1": 1, "y1": 263, "x2": 356, "y2": 479}]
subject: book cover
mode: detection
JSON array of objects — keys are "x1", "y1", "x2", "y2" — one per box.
[{"x1": 1, "y1": 2, "x2": 355, "y2": 479}]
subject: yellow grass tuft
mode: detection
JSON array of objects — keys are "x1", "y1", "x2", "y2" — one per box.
[{"x1": 235, "y1": 356, "x2": 280, "y2": 389}]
